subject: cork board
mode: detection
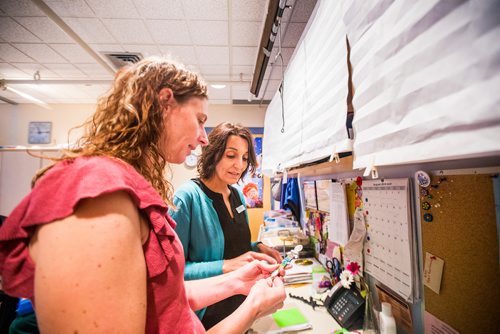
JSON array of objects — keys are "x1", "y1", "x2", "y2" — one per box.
[{"x1": 420, "y1": 173, "x2": 500, "y2": 333}]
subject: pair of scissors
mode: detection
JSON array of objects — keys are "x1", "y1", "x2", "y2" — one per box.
[{"x1": 325, "y1": 257, "x2": 342, "y2": 282}]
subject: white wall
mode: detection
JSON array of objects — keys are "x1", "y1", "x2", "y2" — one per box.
[{"x1": 0, "y1": 103, "x2": 266, "y2": 192}]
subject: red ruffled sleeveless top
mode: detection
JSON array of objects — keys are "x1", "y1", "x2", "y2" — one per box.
[{"x1": 0, "y1": 156, "x2": 204, "y2": 333}]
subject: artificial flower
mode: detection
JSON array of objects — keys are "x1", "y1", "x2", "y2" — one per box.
[
  {"x1": 339, "y1": 269, "x2": 354, "y2": 289},
  {"x1": 346, "y1": 261, "x2": 361, "y2": 276}
]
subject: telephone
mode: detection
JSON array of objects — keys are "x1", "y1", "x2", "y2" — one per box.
[{"x1": 324, "y1": 282, "x2": 365, "y2": 330}]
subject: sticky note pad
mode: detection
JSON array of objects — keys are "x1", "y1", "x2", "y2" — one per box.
[{"x1": 272, "y1": 308, "x2": 309, "y2": 328}]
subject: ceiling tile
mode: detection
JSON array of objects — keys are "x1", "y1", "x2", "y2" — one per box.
[
  {"x1": 48, "y1": 84, "x2": 89, "y2": 98},
  {"x1": 103, "y1": 19, "x2": 154, "y2": 44},
  {"x1": 85, "y1": 0, "x2": 139, "y2": 19},
  {"x1": 135, "y1": 0, "x2": 184, "y2": 19},
  {"x1": 231, "y1": 83, "x2": 253, "y2": 100},
  {"x1": 195, "y1": 46, "x2": 228, "y2": 65},
  {"x1": 122, "y1": 44, "x2": 160, "y2": 58},
  {"x1": 75, "y1": 63, "x2": 112, "y2": 77},
  {"x1": 0, "y1": 0, "x2": 315, "y2": 105},
  {"x1": 231, "y1": 65, "x2": 254, "y2": 80},
  {"x1": 50, "y1": 44, "x2": 96, "y2": 63},
  {"x1": 232, "y1": 46, "x2": 258, "y2": 66},
  {"x1": 0, "y1": 43, "x2": 34, "y2": 63},
  {"x1": 64, "y1": 18, "x2": 117, "y2": 44},
  {"x1": 182, "y1": 0, "x2": 227, "y2": 20},
  {"x1": 13, "y1": 44, "x2": 67, "y2": 63},
  {"x1": 0, "y1": 0, "x2": 44, "y2": 16},
  {"x1": 232, "y1": 0, "x2": 267, "y2": 21},
  {"x1": 204, "y1": 75, "x2": 231, "y2": 83},
  {"x1": 0, "y1": 62, "x2": 31, "y2": 78},
  {"x1": 147, "y1": 20, "x2": 191, "y2": 45},
  {"x1": 231, "y1": 21, "x2": 261, "y2": 47},
  {"x1": 43, "y1": 63, "x2": 85, "y2": 77},
  {"x1": 16, "y1": 17, "x2": 73, "y2": 43},
  {"x1": 189, "y1": 20, "x2": 228, "y2": 46},
  {"x1": 0, "y1": 17, "x2": 41, "y2": 43},
  {"x1": 12, "y1": 63, "x2": 60, "y2": 78},
  {"x1": 90, "y1": 44, "x2": 124, "y2": 53},
  {"x1": 44, "y1": 0, "x2": 95, "y2": 17},
  {"x1": 199, "y1": 64, "x2": 229, "y2": 76},
  {"x1": 158, "y1": 45, "x2": 197, "y2": 64},
  {"x1": 207, "y1": 85, "x2": 230, "y2": 100}
]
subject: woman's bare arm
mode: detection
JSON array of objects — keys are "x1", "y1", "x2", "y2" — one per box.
[{"x1": 31, "y1": 191, "x2": 147, "y2": 333}]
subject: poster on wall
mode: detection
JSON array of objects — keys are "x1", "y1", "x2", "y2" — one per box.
[{"x1": 242, "y1": 135, "x2": 263, "y2": 208}]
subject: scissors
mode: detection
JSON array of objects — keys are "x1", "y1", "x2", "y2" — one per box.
[{"x1": 325, "y1": 257, "x2": 342, "y2": 282}]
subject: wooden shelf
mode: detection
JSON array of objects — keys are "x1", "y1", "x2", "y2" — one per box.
[{"x1": 287, "y1": 155, "x2": 354, "y2": 177}]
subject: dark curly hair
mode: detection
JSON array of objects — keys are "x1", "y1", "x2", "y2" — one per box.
[{"x1": 197, "y1": 122, "x2": 257, "y2": 182}]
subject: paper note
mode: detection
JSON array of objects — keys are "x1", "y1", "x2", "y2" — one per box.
[
  {"x1": 343, "y1": 208, "x2": 366, "y2": 273},
  {"x1": 424, "y1": 311, "x2": 460, "y2": 334},
  {"x1": 272, "y1": 308, "x2": 309, "y2": 328},
  {"x1": 316, "y1": 179, "x2": 331, "y2": 212},
  {"x1": 423, "y1": 252, "x2": 444, "y2": 294},
  {"x1": 327, "y1": 182, "x2": 350, "y2": 245}
]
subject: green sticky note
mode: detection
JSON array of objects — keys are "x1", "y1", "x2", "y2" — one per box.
[{"x1": 272, "y1": 308, "x2": 308, "y2": 328}]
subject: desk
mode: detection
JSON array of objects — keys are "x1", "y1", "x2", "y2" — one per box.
[{"x1": 250, "y1": 284, "x2": 342, "y2": 333}]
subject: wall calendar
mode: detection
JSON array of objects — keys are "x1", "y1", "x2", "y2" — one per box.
[{"x1": 362, "y1": 178, "x2": 413, "y2": 300}]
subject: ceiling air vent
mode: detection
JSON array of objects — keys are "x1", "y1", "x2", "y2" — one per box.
[{"x1": 101, "y1": 52, "x2": 143, "y2": 70}]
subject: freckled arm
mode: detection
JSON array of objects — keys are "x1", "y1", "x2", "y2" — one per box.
[{"x1": 32, "y1": 191, "x2": 147, "y2": 333}]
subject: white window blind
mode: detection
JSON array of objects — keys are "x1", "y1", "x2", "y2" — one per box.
[
  {"x1": 262, "y1": 91, "x2": 291, "y2": 175},
  {"x1": 301, "y1": 0, "x2": 351, "y2": 163},
  {"x1": 261, "y1": 0, "x2": 351, "y2": 174},
  {"x1": 344, "y1": 0, "x2": 500, "y2": 169},
  {"x1": 281, "y1": 43, "x2": 307, "y2": 169}
]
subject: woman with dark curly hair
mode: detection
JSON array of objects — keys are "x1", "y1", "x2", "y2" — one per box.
[
  {"x1": 170, "y1": 122, "x2": 282, "y2": 330},
  {"x1": 0, "y1": 58, "x2": 286, "y2": 333}
]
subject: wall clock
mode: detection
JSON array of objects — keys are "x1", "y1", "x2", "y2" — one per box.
[
  {"x1": 184, "y1": 151, "x2": 199, "y2": 169},
  {"x1": 28, "y1": 121, "x2": 52, "y2": 144}
]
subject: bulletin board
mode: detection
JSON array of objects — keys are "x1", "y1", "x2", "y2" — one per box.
[{"x1": 419, "y1": 171, "x2": 500, "y2": 333}]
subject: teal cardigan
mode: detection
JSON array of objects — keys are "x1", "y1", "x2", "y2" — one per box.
[
  {"x1": 169, "y1": 180, "x2": 260, "y2": 319},
  {"x1": 169, "y1": 180, "x2": 260, "y2": 281}
]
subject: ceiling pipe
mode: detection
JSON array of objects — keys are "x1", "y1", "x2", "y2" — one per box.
[{"x1": 31, "y1": 0, "x2": 116, "y2": 76}]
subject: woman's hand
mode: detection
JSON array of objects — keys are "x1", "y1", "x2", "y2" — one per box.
[
  {"x1": 257, "y1": 243, "x2": 283, "y2": 263},
  {"x1": 223, "y1": 251, "x2": 277, "y2": 273},
  {"x1": 206, "y1": 274, "x2": 287, "y2": 333},
  {"x1": 230, "y1": 260, "x2": 283, "y2": 295},
  {"x1": 244, "y1": 277, "x2": 286, "y2": 319}
]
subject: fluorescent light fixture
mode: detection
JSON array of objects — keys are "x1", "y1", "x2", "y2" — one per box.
[
  {"x1": 210, "y1": 84, "x2": 226, "y2": 89},
  {"x1": 2, "y1": 84, "x2": 51, "y2": 109}
]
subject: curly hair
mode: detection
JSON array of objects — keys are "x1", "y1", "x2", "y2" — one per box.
[
  {"x1": 197, "y1": 122, "x2": 257, "y2": 182},
  {"x1": 37, "y1": 57, "x2": 208, "y2": 206}
]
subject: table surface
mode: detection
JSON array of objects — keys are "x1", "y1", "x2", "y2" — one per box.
[{"x1": 250, "y1": 283, "x2": 343, "y2": 334}]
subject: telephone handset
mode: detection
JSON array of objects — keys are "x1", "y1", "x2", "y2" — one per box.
[{"x1": 324, "y1": 282, "x2": 365, "y2": 330}]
